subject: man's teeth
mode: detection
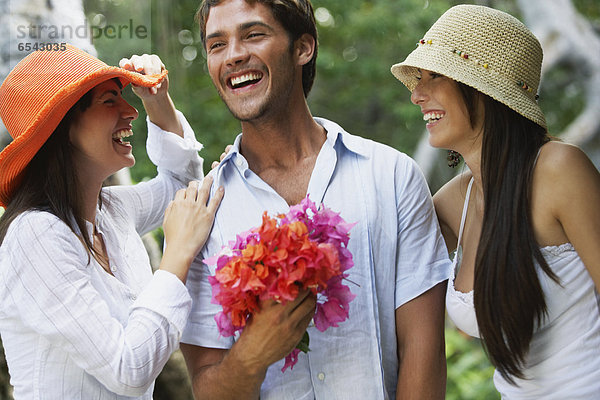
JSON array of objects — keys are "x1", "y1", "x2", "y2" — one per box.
[
  {"x1": 423, "y1": 112, "x2": 444, "y2": 122},
  {"x1": 230, "y1": 72, "x2": 262, "y2": 87},
  {"x1": 113, "y1": 129, "x2": 133, "y2": 140}
]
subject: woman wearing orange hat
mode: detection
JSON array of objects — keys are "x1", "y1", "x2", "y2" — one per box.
[
  {"x1": 0, "y1": 45, "x2": 222, "y2": 398},
  {"x1": 392, "y1": 5, "x2": 600, "y2": 398}
]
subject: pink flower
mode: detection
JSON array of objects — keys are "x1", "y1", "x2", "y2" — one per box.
[
  {"x1": 214, "y1": 311, "x2": 236, "y2": 337},
  {"x1": 314, "y1": 279, "x2": 356, "y2": 332},
  {"x1": 282, "y1": 348, "x2": 301, "y2": 372}
]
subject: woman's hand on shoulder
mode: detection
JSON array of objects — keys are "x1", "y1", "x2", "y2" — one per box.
[
  {"x1": 539, "y1": 142, "x2": 600, "y2": 287},
  {"x1": 160, "y1": 177, "x2": 224, "y2": 283}
]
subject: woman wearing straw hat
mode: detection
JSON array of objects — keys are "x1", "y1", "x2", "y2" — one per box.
[
  {"x1": 0, "y1": 45, "x2": 223, "y2": 399},
  {"x1": 392, "y1": 4, "x2": 600, "y2": 398}
]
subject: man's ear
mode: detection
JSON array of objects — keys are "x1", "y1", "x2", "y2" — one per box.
[{"x1": 295, "y1": 33, "x2": 316, "y2": 66}]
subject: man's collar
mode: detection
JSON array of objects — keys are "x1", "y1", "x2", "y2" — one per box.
[
  {"x1": 212, "y1": 117, "x2": 369, "y2": 182},
  {"x1": 315, "y1": 117, "x2": 369, "y2": 158}
]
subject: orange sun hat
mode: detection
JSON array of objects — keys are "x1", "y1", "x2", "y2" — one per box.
[{"x1": 0, "y1": 44, "x2": 168, "y2": 208}]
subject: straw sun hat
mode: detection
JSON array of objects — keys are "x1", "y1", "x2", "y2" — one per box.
[
  {"x1": 0, "y1": 44, "x2": 168, "y2": 207},
  {"x1": 391, "y1": 4, "x2": 546, "y2": 129}
]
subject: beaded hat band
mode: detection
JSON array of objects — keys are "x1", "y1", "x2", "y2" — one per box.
[{"x1": 391, "y1": 5, "x2": 546, "y2": 129}]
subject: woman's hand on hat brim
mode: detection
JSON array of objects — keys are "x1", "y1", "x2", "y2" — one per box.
[
  {"x1": 119, "y1": 54, "x2": 168, "y2": 98},
  {"x1": 120, "y1": 54, "x2": 183, "y2": 136}
]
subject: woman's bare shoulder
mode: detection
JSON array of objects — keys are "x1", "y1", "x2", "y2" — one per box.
[
  {"x1": 536, "y1": 141, "x2": 599, "y2": 189},
  {"x1": 433, "y1": 171, "x2": 474, "y2": 247},
  {"x1": 434, "y1": 172, "x2": 473, "y2": 218}
]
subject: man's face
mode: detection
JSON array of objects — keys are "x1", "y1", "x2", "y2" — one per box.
[{"x1": 204, "y1": 0, "x2": 298, "y2": 122}]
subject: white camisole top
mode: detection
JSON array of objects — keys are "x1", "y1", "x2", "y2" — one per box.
[{"x1": 445, "y1": 177, "x2": 600, "y2": 398}]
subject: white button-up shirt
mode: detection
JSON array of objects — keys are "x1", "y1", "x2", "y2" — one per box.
[
  {"x1": 181, "y1": 117, "x2": 451, "y2": 400},
  {"x1": 0, "y1": 112, "x2": 203, "y2": 399}
]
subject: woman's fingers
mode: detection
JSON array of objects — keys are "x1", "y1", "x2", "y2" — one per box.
[
  {"x1": 185, "y1": 180, "x2": 200, "y2": 201},
  {"x1": 210, "y1": 144, "x2": 234, "y2": 169},
  {"x1": 119, "y1": 54, "x2": 166, "y2": 96},
  {"x1": 174, "y1": 186, "x2": 187, "y2": 202},
  {"x1": 194, "y1": 176, "x2": 224, "y2": 214},
  {"x1": 174, "y1": 178, "x2": 223, "y2": 205},
  {"x1": 125, "y1": 54, "x2": 163, "y2": 75},
  {"x1": 208, "y1": 186, "x2": 225, "y2": 214},
  {"x1": 194, "y1": 176, "x2": 212, "y2": 204}
]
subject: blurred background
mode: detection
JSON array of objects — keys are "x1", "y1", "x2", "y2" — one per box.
[{"x1": 1, "y1": 0, "x2": 599, "y2": 398}]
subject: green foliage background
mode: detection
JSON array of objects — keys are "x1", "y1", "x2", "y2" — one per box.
[
  {"x1": 85, "y1": 0, "x2": 600, "y2": 183},
  {"x1": 84, "y1": 0, "x2": 497, "y2": 182},
  {"x1": 81, "y1": 0, "x2": 599, "y2": 398}
]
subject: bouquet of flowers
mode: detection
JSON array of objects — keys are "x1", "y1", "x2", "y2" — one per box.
[{"x1": 206, "y1": 196, "x2": 356, "y2": 372}]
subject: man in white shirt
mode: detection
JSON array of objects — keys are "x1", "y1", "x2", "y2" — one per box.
[{"x1": 179, "y1": 0, "x2": 452, "y2": 398}]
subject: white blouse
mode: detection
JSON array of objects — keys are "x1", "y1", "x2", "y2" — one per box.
[
  {"x1": 0, "y1": 111, "x2": 203, "y2": 399},
  {"x1": 446, "y1": 178, "x2": 600, "y2": 398}
]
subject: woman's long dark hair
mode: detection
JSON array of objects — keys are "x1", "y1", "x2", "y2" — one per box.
[
  {"x1": 0, "y1": 89, "x2": 104, "y2": 265},
  {"x1": 458, "y1": 83, "x2": 559, "y2": 383}
]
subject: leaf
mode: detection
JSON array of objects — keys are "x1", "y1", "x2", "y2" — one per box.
[{"x1": 296, "y1": 331, "x2": 311, "y2": 354}]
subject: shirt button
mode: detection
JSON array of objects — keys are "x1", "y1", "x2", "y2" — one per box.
[
  {"x1": 130, "y1": 294, "x2": 137, "y2": 300},
  {"x1": 317, "y1": 372, "x2": 325, "y2": 381},
  {"x1": 235, "y1": 158, "x2": 243, "y2": 167},
  {"x1": 110, "y1": 265, "x2": 117, "y2": 272}
]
